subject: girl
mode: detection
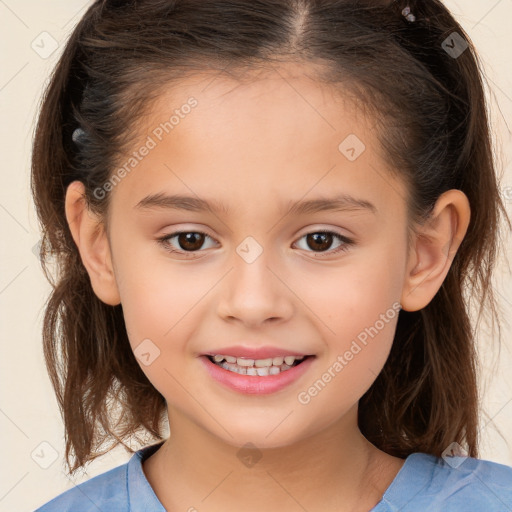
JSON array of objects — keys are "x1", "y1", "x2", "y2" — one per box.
[{"x1": 31, "y1": 0, "x2": 512, "y2": 511}]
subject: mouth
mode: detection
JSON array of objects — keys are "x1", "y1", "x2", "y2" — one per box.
[{"x1": 205, "y1": 354, "x2": 313, "y2": 376}]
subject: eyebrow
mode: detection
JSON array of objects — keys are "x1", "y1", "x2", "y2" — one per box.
[{"x1": 134, "y1": 192, "x2": 377, "y2": 216}]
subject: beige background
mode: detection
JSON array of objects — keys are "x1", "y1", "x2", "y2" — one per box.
[{"x1": 0, "y1": 1, "x2": 511, "y2": 511}]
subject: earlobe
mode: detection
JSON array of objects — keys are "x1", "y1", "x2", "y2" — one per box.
[
  {"x1": 65, "y1": 181, "x2": 121, "y2": 306},
  {"x1": 400, "y1": 189, "x2": 470, "y2": 312}
]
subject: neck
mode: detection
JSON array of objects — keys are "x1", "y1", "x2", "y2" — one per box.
[{"x1": 142, "y1": 405, "x2": 400, "y2": 512}]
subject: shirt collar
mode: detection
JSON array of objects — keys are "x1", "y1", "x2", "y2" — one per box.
[{"x1": 128, "y1": 440, "x2": 167, "y2": 511}]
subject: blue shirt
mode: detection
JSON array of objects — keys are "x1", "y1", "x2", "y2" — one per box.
[{"x1": 34, "y1": 441, "x2": 512, "y2": 511}]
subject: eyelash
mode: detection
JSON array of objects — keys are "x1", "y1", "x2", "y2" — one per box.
[{"x1": 156, "y1": 229, "x2": 354, "y2": 258}]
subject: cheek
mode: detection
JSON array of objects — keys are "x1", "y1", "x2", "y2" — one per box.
[
  {"x1": 112, "y1": 240, "x2": 212, "y2": 342},
  {"x1": 296, "y1": 243, "x2": 405, "y2": 336},
  {"x1": 112, "y1": 254, "x2": 204, "y2": 398},
  {"x1": 296, "y1": 286, "x2": 400, "y2": 424},
  {"x1": 294, "y1": 243, "x2": 405, "y2": 391}
]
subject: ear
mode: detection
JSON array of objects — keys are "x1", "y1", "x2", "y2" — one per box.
[
  {"x1": 400, "y1": 189, "x2": 470, "y2": 312},
  {"x1": 64, "y1": 180, "x2": 121, "y2": 306}
]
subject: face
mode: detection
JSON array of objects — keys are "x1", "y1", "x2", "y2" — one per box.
[{"x1": 103, "y1": 64, "x2": 411, "y2": 449}]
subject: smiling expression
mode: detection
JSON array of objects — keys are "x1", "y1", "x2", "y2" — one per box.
[{"x1": 96, "y1": 63, "x2": 412, "y2": 448}]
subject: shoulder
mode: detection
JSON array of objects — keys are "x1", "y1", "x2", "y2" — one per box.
[
  {"x1": 379, "y1": 452, "x2": 512, "y2": 511},
  {"x1": 33, "y1": 442, "x2": 166, "y2": 512},
  {"x1": 430, "y1": 453, "x2": 512, "y2": 503},
  {"x1": 33, "y1": 462, "x2": 129, "y2": 512}
]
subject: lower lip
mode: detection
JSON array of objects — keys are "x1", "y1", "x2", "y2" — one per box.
[{"x1": 200, "y1": 355, "x2": 315, "y2": 395}]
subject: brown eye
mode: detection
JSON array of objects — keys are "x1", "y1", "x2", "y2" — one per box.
[
  {"x1": 176, "y1": 232, "x2": 206, "y2": 251},
  {"x1": 294, "y1": 230, "x2": 354, "y2": 256},
  {"x1": 306, "y1": 232, "x2": 333, "y2": 252},
  {"x1": 157, "y1": 231, "x2": 217, "y2": 256}
]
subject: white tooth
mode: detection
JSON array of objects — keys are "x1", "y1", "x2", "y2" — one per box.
[
  {"x1": 216, "y1": 357, "x2": 298, "y2": 376},
  {"x1": 230, "y1": 365, "x2": 242, "y2": 374},
  {"x1": 237, "y1": 358, "x2": 255, "y2": 367},
  {"x1": 255, "y1": 358, "x2": 273, "y2": 367},
  {"x1": 213, "y1": 355, "x2": 224, "y2": 362},
  {"x1": 295, "y1": 355, "x2": 305, "y2": 361},
  {"x1": 272, "y1": 356, "x2": 284, "y2": 366},
  {"x1": 224, "y1": 355, "x2": 237, "y2": 363}
]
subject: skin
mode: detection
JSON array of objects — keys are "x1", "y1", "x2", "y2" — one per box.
[{"x1": 65, "y1": 62, "x2": 470, "y2": 512}]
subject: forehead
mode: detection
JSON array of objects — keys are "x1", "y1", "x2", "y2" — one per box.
[
  {"x1": 155, "y1": 63, "x2": 367, "y2": 130},
  {"x1": 108, "y1": 63, "x2": 406, "y2": 219}
]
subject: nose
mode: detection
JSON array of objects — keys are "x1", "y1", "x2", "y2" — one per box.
[{"x1": 216, "y1": 247, "x2": 294, "y2": 328}]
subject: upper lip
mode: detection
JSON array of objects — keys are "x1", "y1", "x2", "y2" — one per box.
[{"x1": 202, "y1": 345, "x2": 313, "y2": 359}]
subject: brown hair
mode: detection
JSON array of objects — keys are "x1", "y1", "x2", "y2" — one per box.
[{"x1": 31, "y1": 0, "x2": 510, "y2": 474}]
